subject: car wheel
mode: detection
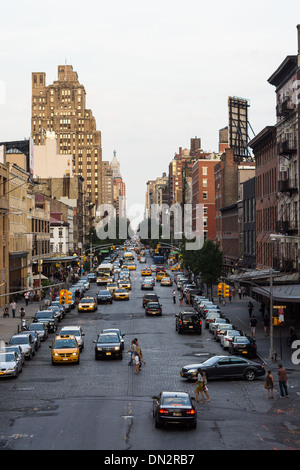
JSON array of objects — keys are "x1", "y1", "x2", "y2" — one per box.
[
  {"x1": 244, "y1": 369, "x2": 256, "y2": 381},
  {"x1": 155, "y1": 417, "x2": 161, "y2": 428}
]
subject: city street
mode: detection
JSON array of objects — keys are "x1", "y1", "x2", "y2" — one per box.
[{"x1": 0, "y1": 252, "x2": 300, "y2": 452}]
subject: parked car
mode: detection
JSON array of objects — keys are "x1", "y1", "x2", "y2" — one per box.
[
  {"x1": 145, "y1": 302, "x2": 162, "y2": 316},
  {"x1": 18, "y1": 330, "x2": 41, "y2": 352},
  {"x1": 28, "y1": 322, "x2": 48, "y2": 341},
  {"x1": 7, "y1": 334, "x2": 35, "y2": 360},
  {"x1": 0, "y1": 346, "x2": 25, "y2": 366},
  {"x1": 87, "y1": 273, "x2": 96, "y2": 283},
  {"x1": 93, "y1": 332, "x2": 123, "y2": 360},
  {"x1": 214, "y1": 323, "x2": 235, "y2": 341},
  {"x1": 152, "y1": 391, "x2": 197, "y2": 429},
  {"x1": 220, "y1": 330, "x2": 243, "y2": 349},
  {"x1": 175, "y1": 308, "x2": 202, "y2": 334},
  {"x1": 205, "y1": 312, "x2": 222, "y2": 329},
  {"x1": 97, "y1": 290, "x2": 113, "y2": 304},
  {"x1": 32, "y1": 310, "x2": 58, "y2": 333},
  {"x1": 0, "y1": 351, "x2": 22, "y2": 377},
  {"x1": 180, "y1": 355, "x2": 265, "y2": 382},
  {"x1": 228, "y1": 336, "x2": 257, "y2": 358}
]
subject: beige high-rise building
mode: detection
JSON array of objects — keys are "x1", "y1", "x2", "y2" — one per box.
[{"x1": 31, "y1": 65, "x2": 102, "y2": 207}]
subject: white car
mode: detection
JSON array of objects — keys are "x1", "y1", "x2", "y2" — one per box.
[
  {"x1": 220, "y1": 330, "x2": 242, "y2": 349},
  {"x1": 60, "y1": 326, "x2": 85, "y2": 351},
  {"x1": 208, "y1": 318, "x2": 228, "y2": 333},
  {"x1": 0, "y1": 351, "x2": 22, "y2": 377},
  {"x1": 214, "y1": 324, "x2": 234, "y2": 341}
]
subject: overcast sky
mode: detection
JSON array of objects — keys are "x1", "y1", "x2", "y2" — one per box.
[{"x1": 1, "y1": 0, "x2": 300, "y2": 224}]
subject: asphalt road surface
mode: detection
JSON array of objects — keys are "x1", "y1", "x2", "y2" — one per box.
[{"x1": 0, "y1": 253, "x2": 300, "y2": 452}]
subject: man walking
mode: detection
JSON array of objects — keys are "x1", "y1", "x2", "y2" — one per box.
[
  {"x1": 10, "y1": 300, "x2": 17, "y2": 318},
  {"x1": 249, "y1": 315, "x2": 258, "y2": 338},
  {"x1": 278, "y1": 364, "x2": 289, "y2": 398},
  {"x1": 172, "y1": 289, "x2": 176, "y2": 304}
]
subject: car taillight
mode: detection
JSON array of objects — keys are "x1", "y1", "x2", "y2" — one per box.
[
  {"x1": 180, "y1": 320, "x2": 182, "y2": 325},
  {"x1": 199, "y1": 320, "x2": 201, "y2": 325},
  {"x1": 186, "y1": 409, "x2": 195, "y2": 415},
  {"x1": 159, "y1": 409, "x2": 169, "y2": 414}
]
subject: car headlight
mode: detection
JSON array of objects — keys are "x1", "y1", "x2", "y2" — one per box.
[
  {"x1": 188, "y1": 368, "x2": 198, "y2": 374},
  {"x1": 54, "y1": 352, "x2": 59, "y2": 357},
  {"x1": 114, "y1": 347, "x2": 120, "y2": 351},
  {"x1": 72, "y1": 352, "x2": 78, "y2": 356},
  {"x1": 97, "y1": 347, "x2": 102, "y2": 351}
]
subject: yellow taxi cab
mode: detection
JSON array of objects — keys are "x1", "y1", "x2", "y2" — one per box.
[
  {"x1": 78, "y1": 297, "x2": 97, "y2": 312},
  {"x1": 170, "y1": 264, "x2": 181, "y2": 271},
  {"x1": 156, "y1": 271, "x2": 167, "y2": 281},
  {"x1": 118, "y1": 278, "x2": 132, "y2": 290},
  {"x1": 161, "y1": 276, "x2": 173, "y2": 286},
  {"x1": 141, "y1": 267, "x2": 152, "y2": 276},
  {"x1": 107, "y1": 283, "x2": 118, "y2": 293},
  {"x1": 114, "y1": 288, "x2": 130, "y2": 301},
  {"x1": 50, "y1": 334, "x2": 80, "y2": 365},
  {"x1": 127, "y1": 263, "x2": 136, "y2": 271}
]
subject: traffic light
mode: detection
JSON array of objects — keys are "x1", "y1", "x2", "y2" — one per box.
[
  {"x1": 60, "y1": 290, "x2": 66, "y2": 304},
  {"x1": 217, "y1": 283, "x2": 223, "y2": 297},
  {"x1": 224, "y1": 285, "x2": 230, "y2": 297},
  {"x1": 65, "y1": 291, "x2": 73, "y2": 305}
]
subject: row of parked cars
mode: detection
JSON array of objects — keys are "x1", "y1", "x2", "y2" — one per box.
[{"x1": 175, "y1": 294, "x2": 265, "y2": 383}]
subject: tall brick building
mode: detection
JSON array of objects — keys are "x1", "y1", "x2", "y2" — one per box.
[{"x1": 31, "y1": 65, "x2": 102, "y2": 207}]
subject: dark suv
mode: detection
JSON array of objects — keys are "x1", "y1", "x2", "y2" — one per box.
[
  {"x1": 32, "y1": 310, "x2": 58, "y2": 333},
  {"x1": 175, "y1": 308, "x2": 202, "y2": 335},
  {"x1": 142, "y1": 292, "x2": 159, "y2": 308}
]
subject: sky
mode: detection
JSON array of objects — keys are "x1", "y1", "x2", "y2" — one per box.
[{"x1": 1, "y1": 0, "x2": 300, "y2": 225}]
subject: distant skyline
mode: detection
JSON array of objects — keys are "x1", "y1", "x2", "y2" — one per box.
[{"x1": 1, "y1": 0, "x2": 300, "y2": 226}]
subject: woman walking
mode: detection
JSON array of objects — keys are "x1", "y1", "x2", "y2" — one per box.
[
  {"x1": 265, "y1": 370, "x2": 274, "y2": 399},
  {"x1": 194, "y1": 368, "x2": 210, "y2": 404}
]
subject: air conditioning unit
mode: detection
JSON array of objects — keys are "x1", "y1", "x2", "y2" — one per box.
[{"x1": 280, "y1": 164, "x2": 287, "y2": 172}]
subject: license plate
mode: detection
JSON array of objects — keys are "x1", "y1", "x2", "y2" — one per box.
[
  {"x1": 106, "y1": 352, "x2": 111, "y2": 355},
  {"x1": 63, "y1": 358, "x2": 68, "y2": 361},
  {"x1": 242, "y1": 351, "x2": 247, "y2": 354},
  {"x1": 189, "y1": 326, "x2": 193, "y2": 328},
  {"x1": 173, "y1": 412, "x2": 181, "y2": 416}
]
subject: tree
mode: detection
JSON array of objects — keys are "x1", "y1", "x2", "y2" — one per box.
[{"x1": 198, "y1": 240, "x2": 223, "y2": 296}]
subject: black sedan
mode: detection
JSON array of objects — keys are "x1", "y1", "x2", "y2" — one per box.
[
  {"x1": 228, "y1": 336, "x2": 257, "y2": 358},
  {"x1": 152, "y1": 391, "x2": 197, "y2": 429},
  {"x1": 97, "y1": 290, "x2": 113, "y2": 304},
  {"x1": 180, "y1": 355, "x2": 265, "y2": 382},
  {"x1": 145, "y1": 302, "x2": 162, "y2": 316}
]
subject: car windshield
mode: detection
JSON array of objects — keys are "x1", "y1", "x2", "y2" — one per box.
[
  {"x1": 29, "y1": 324, "x2": 43, "y2": 330},
  {"x1": 54, "y1": 339, "x2": 77, "y2": 349},
  {"x1": 235, "y1": 337, "x2": 250, "y2": 344},
  {"x1": 80, "y1": 299, "x2": 94, "y2": 303},
  {"x1": 147, "y1": 303, "x2": 160, "y2": 307},
  {"x1": 98, "y1": 335, "x2": 119, "y2": 343},
  {"x1": 162, "y1": 396, "x2": 191, "y2": 406},
  {"x1": 116, "y1": 289, "x2": 127, "y2": 293},
  {"x1": 9, "y1": 337, "x2": 29, "y2": 345},
  {"x1": 0, "y1": 353, "x2": 15, "y2": 362},
  {"x1": 61, "y1": 330, "x2": 80, "y2": 337},
  {"x1": 36, "y1": 313, "x2": 53, "y2": 318},
  {"x1": 99, "y1": 291, "x2": 110, "y2": 295},
  {"x1": 200, "y1": 357, "x2": 219, "y2": 366},
  {"x1": 182, "y1": 315, "x2": 199, "y2": 321}
]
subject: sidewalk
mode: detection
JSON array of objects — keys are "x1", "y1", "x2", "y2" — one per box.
[
  {"x1": 0, "y1": 300, "x2": 45, "y2": 346},
  {"x1": 220, "y1": 295, "x2": 300, "y2": 372}
]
